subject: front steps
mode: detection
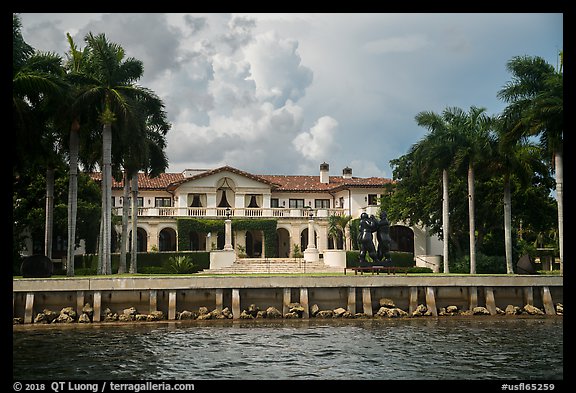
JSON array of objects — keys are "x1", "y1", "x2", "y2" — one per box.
[{"x1": 199, "y1": 258, "x2": 344, "y2": 274}]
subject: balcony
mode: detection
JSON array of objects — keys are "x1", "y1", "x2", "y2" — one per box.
[{"x1": 113, "y1": 207, "x2": 347, "y2": 219}]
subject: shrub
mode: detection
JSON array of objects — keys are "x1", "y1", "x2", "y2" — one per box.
[
  {"x1": 292, "y1": 244, "x2": 303, "y2": 258},
  {"x1": 168, "y1": 255, "x2": 196, "y2": 274},
  {"x1": 450, "y1": 253, "x2": 507, "y2": 274}
]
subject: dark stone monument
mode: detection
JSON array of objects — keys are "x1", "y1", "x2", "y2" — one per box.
[
  {"x1": 516, "y1": 253, "x2": 536, "y2": 275},
  {"x1": 357, "y1": 212, "x2": 379, "y2": 266},
  {"x1": 376, "y1": 210, "x2": 392, "y2": 263},
  {"x1": 20, "y1": 254, "x2": 53, "y2": 278}
]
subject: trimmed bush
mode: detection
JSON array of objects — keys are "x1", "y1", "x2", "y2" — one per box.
[{"x1": 74, "y1": 251, "x2": 210, "y2": 274}]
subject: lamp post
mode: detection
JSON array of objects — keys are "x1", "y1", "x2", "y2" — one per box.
[
  {"x1": 224, "y1": 207, "x2": 233, "y2": 251},
  {"x1": 304, "y1": 207, "x2": 319, "y2": 262}
]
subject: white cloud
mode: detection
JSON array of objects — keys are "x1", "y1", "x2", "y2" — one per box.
[
  {"x1": 292, "y1": 116, "x2": 339, "y2": 162},
  {"x1": 244, "y1": 30, "x2": 313, "y2": 108}
]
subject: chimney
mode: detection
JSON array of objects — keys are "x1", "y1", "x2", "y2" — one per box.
[
  {"x1": 342, "y1": 166, "x2": 352, "y2": 179},
  {"x1": 320, "y1": 162, "x2": 329, "y2": 184}
]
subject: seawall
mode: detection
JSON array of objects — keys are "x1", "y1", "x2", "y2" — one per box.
[{"x1": 13, "y1": 275, "x2": 563, "y2": 323}]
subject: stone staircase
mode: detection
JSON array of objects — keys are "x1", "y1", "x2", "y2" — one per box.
[{"x1": 199, "y1": 258, "x2": 344, "y2": 274}]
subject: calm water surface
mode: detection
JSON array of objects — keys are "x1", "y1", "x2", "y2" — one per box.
[{"x1": 13, "y1": 317, "x2": 563, "y2": 381}]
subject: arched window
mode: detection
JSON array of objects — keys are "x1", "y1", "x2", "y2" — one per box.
[{"x1": 217, "y1": 177, "x2": 233, "y2": 208}]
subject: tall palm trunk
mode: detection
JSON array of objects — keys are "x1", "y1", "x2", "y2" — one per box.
[
  {"x1": 129, "y1": 174, "x2": 139, "y2": 273},
  {"x1": 468, "y1": 164, "x2": 476, "y2": 274},
  {"x1": 503, "y1": 174, "x2": 514, "y2": 274},
  {"x1": 442, "y1": 168, "x2": 450, "y2": 273},
  {"x1": 66, "y1": 120, "x2": 80, "y2": 276},
  {"x1": 44, "y1": 167, "x2": 54, "y2": 259},
  {"x1": 118, "y1": 171, "x2": 129, "y2": 274},
  {"x1": 555, "y1": 151, "x2": 563, "y2": 274},
  {"x1": 100, "y1": 123, "x2": 113, "y2": 275}
]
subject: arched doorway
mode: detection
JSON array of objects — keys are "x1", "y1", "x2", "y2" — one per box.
[
  {"x1": 158, "y1": 228, "x2": 177, "y2": 251},
  {"x1": 390, "y1": 225, "x2": 414, "y2": 254},
  {"x1": 188, "y1": 231, "x2": 206, "y2": 251},
  {"x1": 245, "y1": 230, "x2": 263, "y2": 257},
  {"x1": 129, "y1": 228, "x2": 148, "y2": 252},
  {"x1": 276, "y1": 228, "x2": 290, "y2": 258}
]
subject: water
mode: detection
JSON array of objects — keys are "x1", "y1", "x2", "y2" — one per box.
[{"x1": 13, "y1": 317, "x2": 563, "y2": 381}]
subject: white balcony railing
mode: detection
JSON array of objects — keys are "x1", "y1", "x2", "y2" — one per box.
[{"x1": 113, "y1": 207, "x2": 347, "y2": 218}]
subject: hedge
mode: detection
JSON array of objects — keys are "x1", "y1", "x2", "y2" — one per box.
[
  {"x1": 73, "y1": 251, "x2": 210, "y2": 275},
  {"x1": 345, "y1": 250, "x2": 415, "y2": 268}
]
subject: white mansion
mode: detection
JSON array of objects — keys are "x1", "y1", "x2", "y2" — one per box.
[{"x1": 89, "y1": 162, "x2": 442, "y2": 264}]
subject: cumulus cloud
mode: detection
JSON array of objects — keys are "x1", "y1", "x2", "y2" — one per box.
[
  {"x1": 292, "y1": 116, "x2": 339, "y2": 161},
  {"x1": 244, "y1": 31, "x2": 313, "y2": 108}
]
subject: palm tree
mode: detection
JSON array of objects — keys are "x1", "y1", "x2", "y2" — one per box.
[
  {"x1": 413, "y1": 108, "x2": 466, "y2": 273},
  {"x1": 328, "y1": 215, "x2": 352, "y2": 250},
  {"x1": 448, "y1": 106, "x2": 495, "y2": 274},
  {"x1": 498, "y1": 54, "x2": 563, "y2": 273},
  {"x1": 79, "y1": 32, "x2": 163, "y2": 274},
  {"x1": 62, "y1": 34, "x2": 86, "y2": 276},
  {"x1": 118, "y1": 90, "x2": 170, "y2": 274}
]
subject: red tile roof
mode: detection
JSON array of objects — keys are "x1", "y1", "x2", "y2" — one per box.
[
  {"x1": 259, "y1": 175, "x2": 392, "y2": 192},
  {"x1": 89, "y1": 172, "x2": 185, "y2": 191},
  {"x1": 89, "y1": 166, "x2": 393, "y2": 192}
]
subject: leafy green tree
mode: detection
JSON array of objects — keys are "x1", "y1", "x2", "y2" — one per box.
[
  {"x1": 13, "y1": 166, "x2": 101, "y2": 274},
  {"x1": 13, "y1": 14, "x2": 69, "y2": 261}
]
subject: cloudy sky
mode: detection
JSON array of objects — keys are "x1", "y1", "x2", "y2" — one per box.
[{"x1": 18, "y1": 13, "x2": 563, "y2": 179}]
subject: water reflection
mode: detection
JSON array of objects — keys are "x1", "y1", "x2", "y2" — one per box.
[{"x1": 13, "y1": 317, "x2": 562, "y2": 380}]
